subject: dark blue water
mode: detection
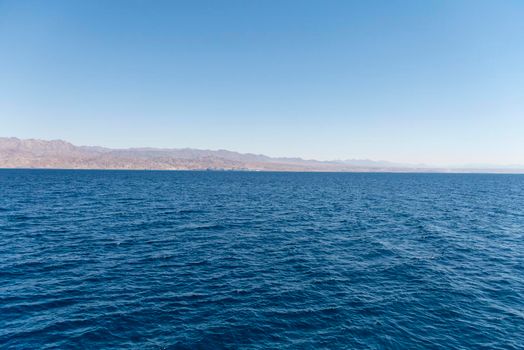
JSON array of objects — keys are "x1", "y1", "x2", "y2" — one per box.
[{"x1": 1, "y1": 170, "x2": 523, "y2": 349}]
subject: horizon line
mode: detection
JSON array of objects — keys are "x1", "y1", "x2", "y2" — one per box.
[{"x1": 2, "y1": 136, "x2": 524, "y2": 171}]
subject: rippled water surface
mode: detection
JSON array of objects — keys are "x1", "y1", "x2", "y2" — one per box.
[{"x1": 1, "y1": 170, "x2": 523, "y2": 349}]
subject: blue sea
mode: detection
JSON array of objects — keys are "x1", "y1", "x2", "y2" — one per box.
[{"x1": 1, "y1": 169, "x2": 523, "y2": 349}]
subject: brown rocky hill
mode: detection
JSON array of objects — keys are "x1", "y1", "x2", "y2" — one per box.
[
  {"x1": 0, "y1": 137, "x2": 368, "y2": 171},
  {"x1": 3, "y1": 137, "x2": 519, "y2": 173}
]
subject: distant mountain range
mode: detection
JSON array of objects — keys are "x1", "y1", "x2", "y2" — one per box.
[{"x1": 0, "y1": 137, "x2": 522, "y2": 173}]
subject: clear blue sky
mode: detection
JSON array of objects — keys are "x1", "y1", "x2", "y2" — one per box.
[{"x1": 1, "y1": 0, "x2": 523, "y2": 165}]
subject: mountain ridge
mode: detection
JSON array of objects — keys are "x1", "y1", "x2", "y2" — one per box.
[{"x1": 1, "y1": 137, "x2": 522, "y2": 173}]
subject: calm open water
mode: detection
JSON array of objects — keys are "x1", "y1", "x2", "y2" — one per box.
[{"x1": 1, "y1": 169, "x2": 523, "y2": 349}]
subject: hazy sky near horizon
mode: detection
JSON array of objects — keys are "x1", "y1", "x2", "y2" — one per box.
[{"x1": 1, "y1": 0, "x2": 523, "y2": 165}]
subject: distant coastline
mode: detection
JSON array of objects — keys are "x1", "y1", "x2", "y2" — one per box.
[{"x1": 1, "y1": 137, "x2": 523, "y2": 174}]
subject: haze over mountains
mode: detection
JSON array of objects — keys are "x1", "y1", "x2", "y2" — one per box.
[{"x1": 0, "y1": 137, "x2": 522, "y2": 173}]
